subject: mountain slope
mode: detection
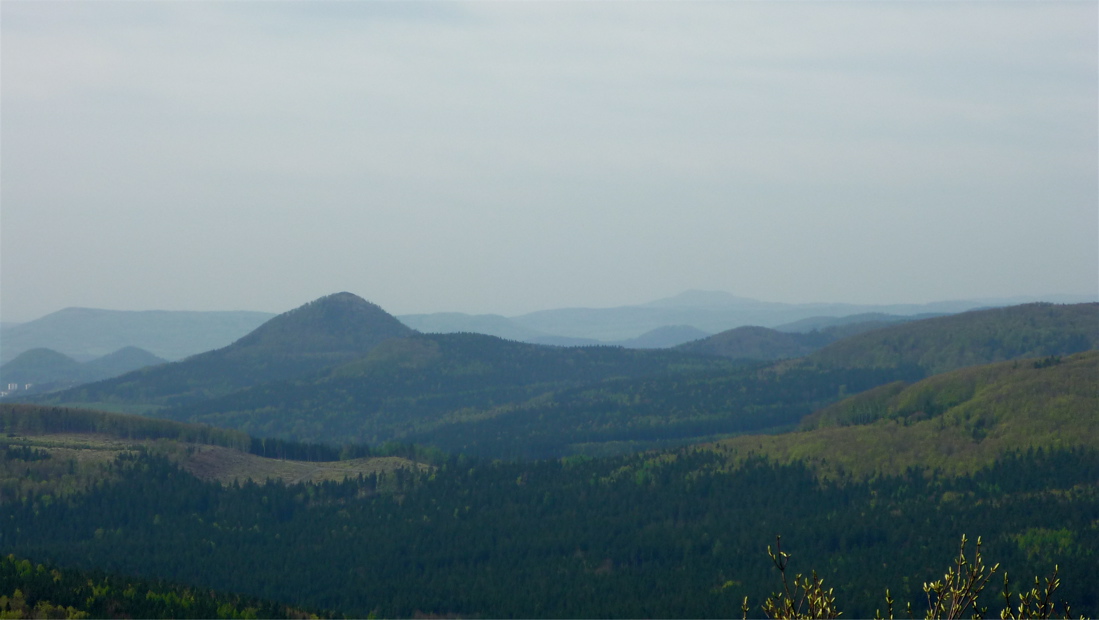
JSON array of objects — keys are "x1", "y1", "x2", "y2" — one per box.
[
  {"x1": 675, "y1": 326, "x2": 831, "y2": 360},
  {"x1": 709, "y1": 350, "x2": 1099, "y2": 477},
  {"x1": 37, "y1": 293, "x2": 415, "y2": 411},
  {"x1": 802, "y1": 303, "x2": 1098, "y2": 375}
]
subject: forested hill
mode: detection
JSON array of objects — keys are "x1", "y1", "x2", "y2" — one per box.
[
  {"x1": 707, "y1": 350, "x2": 1099, "y2": 478},
  {"x1": 35, "y1": 293, "x2": 415, "y2": 411},
  {"x1": 803, "y1": 302, "x2": 1098, "y2": 375},
  {"x1": 156, "y1": 333, "x2": 750, "y2": 457}
]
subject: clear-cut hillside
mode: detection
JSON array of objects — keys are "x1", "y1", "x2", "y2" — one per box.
[{"x1": 34, "y1": 293, "x2": 416, "y2": 411}]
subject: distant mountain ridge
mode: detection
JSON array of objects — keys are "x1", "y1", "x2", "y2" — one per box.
[
  {"x1": 773, "y1": 312, "x2": 946, "y2": 333},
  {"x1": 502, "y1": 291, "x2": 1096, "y2": 342},
  {"x1": 1, "y1": 307, "x2": 275, "y2": 363}
]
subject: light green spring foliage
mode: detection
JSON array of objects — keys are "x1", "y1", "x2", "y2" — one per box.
[
  {"x1": 754, "y1": 536, "x2": 1076, "y2": 620},
  {"x1": 712, "y1": 351, "x2": 1098, "y2": 478}
]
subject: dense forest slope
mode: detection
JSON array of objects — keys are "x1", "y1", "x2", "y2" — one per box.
[
  {"x1": 157, "y1": 333, "x2": 756, "y2": 457},
  {"x1": 803, "y1": 303, "x2": 1098, "y2": 374},
  {"x1": 709, "y1": 350, "x2": 1098, "y2": 477},
  {"x1": 2, "y1": 403, "x2": 1095, "y2": 618},
  {"x1": 37, "y1": 293, "x2": 414, "y2": 411}
]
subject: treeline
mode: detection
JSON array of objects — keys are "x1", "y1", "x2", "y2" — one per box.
[
  {"x1": 0, "y1": 554, "x2": 325, "y2": 618},
  {"x1": 0, "y1": 404, "x2": 250, "y2": 451},
  {"x1": 4, "y1": 447, "x2": 1096, "y2": 618}
]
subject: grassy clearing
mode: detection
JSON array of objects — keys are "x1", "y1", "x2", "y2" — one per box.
[
  {"x1": 2, "y1": 430, "x2": 427, "y2": 497},
  {"x1": 179, "y1": 444, "x2": 428, "y2": 485}
]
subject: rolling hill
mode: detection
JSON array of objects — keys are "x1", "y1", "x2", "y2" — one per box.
[
  {"x1": 801, "y1": 302, "x2": 1098, "y2": 375},
  {"x1": 0, "y1": 346, "x2": 167, "y2": 395},
  {"x1": 0, "y1": 348, "x2": 83, "y2": 386},
  {"x1": 707, "y1": 350, "x2": 1099, "y2": 478}
]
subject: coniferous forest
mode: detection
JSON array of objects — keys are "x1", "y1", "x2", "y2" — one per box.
[{"x1": 3, "y1": 438, "x2": 1097, "y2": 618}]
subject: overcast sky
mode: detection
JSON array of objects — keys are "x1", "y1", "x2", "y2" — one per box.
[{"x1": 2, "y1": 1, "x2": 1096, "y2": 322}]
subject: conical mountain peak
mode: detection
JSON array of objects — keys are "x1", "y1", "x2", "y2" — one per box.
[
  {"x1": 229, "y1": 292, "x2": 415, "y2": 357},
  {"x1": 40, "y1": 293, "x2": 416, "y2": 409}
]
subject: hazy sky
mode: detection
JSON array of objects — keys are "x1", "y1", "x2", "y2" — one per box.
[{"x1": 2, "y1": 1, "x2": 1096, "y2": 322}]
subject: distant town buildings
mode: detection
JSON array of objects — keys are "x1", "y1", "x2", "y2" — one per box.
[{"x1": 0, "y1": 383, "x2": 32, "y2": 398}]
